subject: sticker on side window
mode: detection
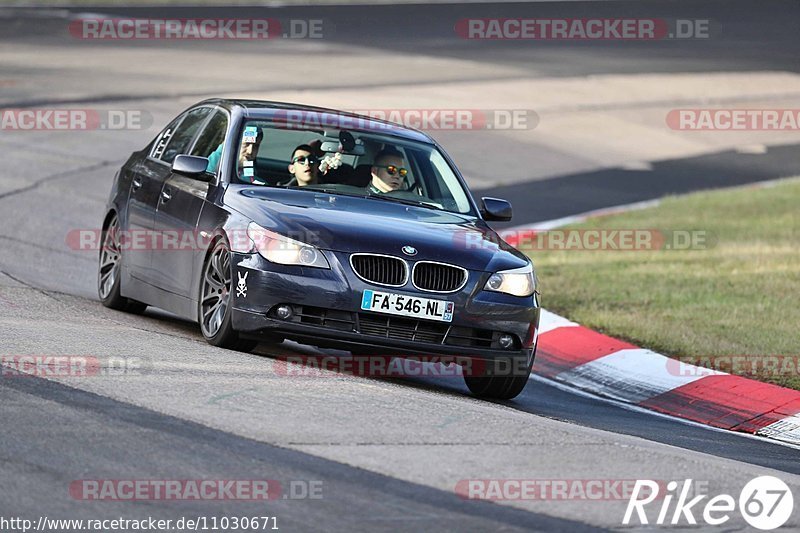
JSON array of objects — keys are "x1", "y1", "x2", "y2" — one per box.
[{"x1": 242, "y1": 126, "x2": 258, "y2": 144}]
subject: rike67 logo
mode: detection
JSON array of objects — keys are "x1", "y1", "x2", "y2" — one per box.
[{"x1": 624, "y1": 477, "x2": 794, "y2": 530}]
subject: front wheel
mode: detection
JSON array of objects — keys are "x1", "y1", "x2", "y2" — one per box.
[
  {"x1": 98, "y1": 213, "x2": 147, "y2": 314},
  {"x1": 463, "y1": 357, "x2": 533, "y2": 400},
  {"x1": 198, "y1": 238, "x2": 258, "y2": 353}
]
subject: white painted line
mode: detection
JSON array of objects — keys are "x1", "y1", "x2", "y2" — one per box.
[
  {"x1": 510, "y1": 176, "x2": 800, "y2": 234},
  {"x1": 735, "y1": 144, "x2": 768, "y2": 154},
  {"x1": 619, "y1": 161, "x2": 654, "y2": 171},
  {"x1": 70, "y1": 12, "x2": 112, "y2": 19},
  {"x1": 506, "y1": 199, "x2": 662, "y2": 231}
]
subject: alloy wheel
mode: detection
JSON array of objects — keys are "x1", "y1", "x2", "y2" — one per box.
[
  {"x1": 200, "y1": 242, "x2": 232, "y2": 338},
  {"x1": 98, "y1": 214, "x2": 121, "y2": 300}
]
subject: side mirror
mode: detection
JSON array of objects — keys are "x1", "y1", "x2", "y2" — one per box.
[
  {"x1": 172, "y1": 154, "x2": 213, "y2": 181},
  {"x1": 481, "y1": 197, "x2": 513, "y2": 222}
]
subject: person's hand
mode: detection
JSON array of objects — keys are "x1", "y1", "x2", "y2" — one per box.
[{"x1": 319, "y1": 152, "x2": 342, "y2": 175}]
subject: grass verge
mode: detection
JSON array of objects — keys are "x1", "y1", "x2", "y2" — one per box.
[{"x1": 528, "y1": 178, "x2": 800, "y2": 390}]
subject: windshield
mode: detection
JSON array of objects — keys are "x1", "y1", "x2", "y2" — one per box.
[{"x1": 228, "y1": 120, "x2": 476, "y2": 216}]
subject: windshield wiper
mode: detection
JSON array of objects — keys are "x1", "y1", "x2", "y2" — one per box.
[
  {"x1": 365, "y1": 194, "x2": 445, "y2": 211},
  {"x1": 290, "y1": 186, "x2": 338, "y2": 194},
  {"x1": 291, "y1": 185, "x2": 447, "y2": 212},
  {"x1": 292, "y1": 186, "x2": 368, "y2": 198}
]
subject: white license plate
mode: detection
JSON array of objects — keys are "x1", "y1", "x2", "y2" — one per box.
[{"x1": 360, "y1": 290, "x2": 454, "y2": 322}]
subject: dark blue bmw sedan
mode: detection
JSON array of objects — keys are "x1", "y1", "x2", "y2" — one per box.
[{"x1": 98, "y1": 99, "x2": 540, "y2": 399}]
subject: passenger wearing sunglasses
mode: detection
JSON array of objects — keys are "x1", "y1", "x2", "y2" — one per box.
[
  {"x1": 368, "y1": 149, "x2": 407, "y2": 194},
  {"x1": 286, "y1": 144, "x2": 320, "y2": 187}
]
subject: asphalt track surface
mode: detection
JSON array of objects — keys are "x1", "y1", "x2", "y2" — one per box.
[{"x1": 1, "y1": 2, "x2": 800, "y2": 531}]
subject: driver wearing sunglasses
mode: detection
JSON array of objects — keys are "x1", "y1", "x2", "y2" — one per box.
[
  {"x1": 368, "y1": 148, "x2": 408, "y2": 194},
  {"x1": 286, "y1": 144, "x2": 320, "y2": 187}
]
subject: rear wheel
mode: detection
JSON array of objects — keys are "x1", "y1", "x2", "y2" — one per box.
[
  {"x1": 199, "y1": 238, "x2": 258, "y2": 353},
  {"x1": 98, "y1": 213, "x2": 147, "y2": 314},
  {"x1": 463, "y1": 357, "x2": 533, "y2": 400}
]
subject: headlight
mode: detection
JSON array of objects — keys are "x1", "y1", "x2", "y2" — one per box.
[
  {"x1": 246, "y1": 222, "x2": 330, "y2": 269},
  {"x1": 484, "y1": 263, "x2": 537, "y2": 297}
]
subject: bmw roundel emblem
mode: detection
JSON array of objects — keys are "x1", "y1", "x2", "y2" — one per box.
[{"x1": 402, "y1": 245, "x2": 417, "y2": 256}]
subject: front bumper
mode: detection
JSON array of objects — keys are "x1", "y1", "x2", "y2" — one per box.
[{"x1": 230, "y1": 251, "x2": 540, "y2": 363}]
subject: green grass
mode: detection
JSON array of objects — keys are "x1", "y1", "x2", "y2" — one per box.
[{"x1": 529, "y1": 178, "x2": 800, "y2": 390}]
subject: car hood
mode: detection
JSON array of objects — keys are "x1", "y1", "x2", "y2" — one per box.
[{"x1": 225, "y1": 186, "x2": 530, "y2": 273}]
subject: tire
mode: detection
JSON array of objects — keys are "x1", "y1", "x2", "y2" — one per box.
[
  {"x1": 463, "y1": 356, "x2": 533, "y2": 400},
  {"x1": 198, "y1": 237, "x2": 258, "y2": 353},
  {"x1": 98, "y1": 213, "x2": 147, "y2": 314}
]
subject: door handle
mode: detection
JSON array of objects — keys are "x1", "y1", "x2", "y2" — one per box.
[
  {"x1": 161, "y1": 189, "x2": 172, "y2": 203},
  {"x1": 131, "y1": 177, "x2": 142, "y2": 191}
]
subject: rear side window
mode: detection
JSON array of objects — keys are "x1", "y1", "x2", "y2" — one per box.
[
  {"x1": 150, "y1": 116, "x2": 182, "y2": 160},
  {"x1": 160, "y1": 107, "x2": 213, "y2": 164}
]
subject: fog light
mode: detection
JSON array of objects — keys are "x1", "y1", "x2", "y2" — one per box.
[
  {"x1": 498, "y1": 334, "x2": 515, "y2": 350},
  {"x1": 275, "y1": 305, "x2": 293, "y2": 320}
]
